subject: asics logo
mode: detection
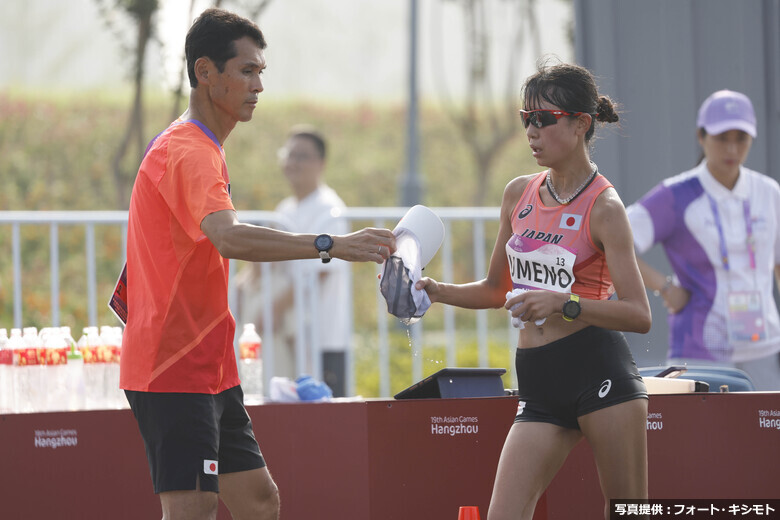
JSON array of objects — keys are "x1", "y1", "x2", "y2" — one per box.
[
  {"x1": 518, "y1": 205, "x2": 533, "y2": 219},
  {"x1": 598, "y1": 379, "x2": 612, "y2": 398}
]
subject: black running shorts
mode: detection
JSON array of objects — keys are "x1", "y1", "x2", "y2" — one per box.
[
  {"x1": 125, "y1": 385, "x2": 266, "y2": 494},
  {"x1": 514, "y1": 326, "x2": 647, "y2": 430}
]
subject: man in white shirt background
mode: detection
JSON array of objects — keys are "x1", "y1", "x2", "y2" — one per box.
[{"x1": 248, "y1": 126, "x2": 351, "y2": 396}]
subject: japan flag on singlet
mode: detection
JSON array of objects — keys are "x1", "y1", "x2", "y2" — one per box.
[{"x1": 559, "y1": 213, "x2": 583, "y2": 231}]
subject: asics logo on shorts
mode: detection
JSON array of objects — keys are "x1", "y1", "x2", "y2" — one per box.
[
  {"x1": 598, "y1": 379, "x2": 612, "y2": 398},
  {"x1": 516, "y1": 400, "x2": 527, "y2": 415}
]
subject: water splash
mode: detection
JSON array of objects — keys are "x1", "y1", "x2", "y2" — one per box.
[{"x1": 406, "y1": 326, "x2": 444, "y2": 365}]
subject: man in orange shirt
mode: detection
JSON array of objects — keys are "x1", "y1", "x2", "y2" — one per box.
[{"x1": 120, "y1": 9, "x2": 395, "y2": 520}]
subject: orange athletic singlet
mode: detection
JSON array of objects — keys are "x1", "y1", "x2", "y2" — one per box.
[{"x1": 507, "y1": 171, "x2": 614, "y2": 300}]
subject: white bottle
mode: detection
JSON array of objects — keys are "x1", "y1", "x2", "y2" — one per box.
[
  {"x1": 10, "y1": 328, "x2": 35, "y2": 413},
  {"x1": 23, "y1": 326, "x2": 41, "y2": 363},
  {"x1": 80, "y1": 326, "x2": 106, "y2": 410},
  {"x1": 62, "y1": 326, "x2": 85, "y2": 411},
  {"x1": 26, "y1": 327, "x2": 46, "y2": 411},
  {"x1": 100, "y1": 325, "x2": 122, "y2": 409},
  {"x1": 112, "y1": 326, "x2": 127, "y2": 409},
  {"x1": 44, "y1": 328, "x2": 69, "y2": 412},
  {"x1": 239, "y1": 323, "x2": 263, "y2": 399},
  {"x1": 0, "y1": 329, "x2": 12, "y2": 413}
]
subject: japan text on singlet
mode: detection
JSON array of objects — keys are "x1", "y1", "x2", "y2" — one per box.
[{"x1": 506, "y1": 171, "x2": 614, "y2": 300}]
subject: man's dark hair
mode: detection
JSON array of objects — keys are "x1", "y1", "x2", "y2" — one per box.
[
  {"x1": 288, "y1": 125, "x2": 327, "y2": 160},
  {"x1": 185, "y1": 8, "x2": 267, "y2": 88}
]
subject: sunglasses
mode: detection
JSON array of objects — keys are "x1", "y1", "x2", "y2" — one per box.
[{"x1": 519, "y1": 109, "x2": 589, "y2": 129}]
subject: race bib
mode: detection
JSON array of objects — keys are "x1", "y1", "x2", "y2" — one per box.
[
  {"x1": 506, "y1": 234, "x2": 576, "y2": 293},
  {"x1": 726, "y1": 290, "x2": 767, "y2": 343}
]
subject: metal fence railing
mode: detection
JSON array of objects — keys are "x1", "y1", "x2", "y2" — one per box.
[{"x1": 0, "y1": 208, "x2": 516, "y2": 398}]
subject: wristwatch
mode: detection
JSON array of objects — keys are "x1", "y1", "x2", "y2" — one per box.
[
  {"x1": 314, "y1": 234, "x2": 334, "y2": 264},
  {"x1": 562, "y1": 294, "x2": 581, "y2": 322}
]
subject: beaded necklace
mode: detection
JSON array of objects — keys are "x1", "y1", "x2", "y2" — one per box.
[{"x1": 545, "y1": 162, "x2": 598, "y2": 205}]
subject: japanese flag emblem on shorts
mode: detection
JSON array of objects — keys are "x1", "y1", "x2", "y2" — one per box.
[{"x1": 204, "y1": 459, "x2": 218, "y2": 475}]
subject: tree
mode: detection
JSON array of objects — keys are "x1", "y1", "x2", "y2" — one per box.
[
  {"x1": 432, "y1": 0, "x2": 541, "y2": 206},
  {"x1": 96, "y1": 0, "x2": 275, "y2": 209},
  {"x1": 95, "y1": 0, "x2": 160, "y2": 209}
]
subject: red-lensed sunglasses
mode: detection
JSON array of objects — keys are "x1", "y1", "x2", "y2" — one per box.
[{"x1": 519, "y1": 109, "x2": 589, "y2": 129}]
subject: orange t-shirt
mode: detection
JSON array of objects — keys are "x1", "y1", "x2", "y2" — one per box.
[
  {"x1": 120, "y1": 120, "x2": 240, "y2": 393},
  {"x1": 507, "y1": 171, "x2": 614, "y2": 300}
]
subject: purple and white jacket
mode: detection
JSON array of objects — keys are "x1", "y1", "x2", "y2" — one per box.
[{"x1": 627, "y1": 161, "x2": 780, "y2": 362}]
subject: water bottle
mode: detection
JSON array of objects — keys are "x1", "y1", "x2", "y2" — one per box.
[
  {"x1": 80, "y1": 326, "x2": 106, "y2": 410},
  {"x1": 24, "y1": 326, "x2": 43, "y2": 365},
  {"x1": 100, "y1": 325, "x2": 123, "y2": 409},
  {"x1": 113, "y1": 326, "x2": 127, "y2": 409},
  {"x1": 62, "y1": 326, "x2": 85, "y2": 411},
  {"x1": 25, "y1": 327, "x2": 45, "y2": 411},
  {"x1": 9, "y1": 329, "x2": 22, "y2": 412},
  {"x1": 44, "y1": 328, "x2": 69, "y2": 412},
  {"x1": 239, "y1": 323, "x2": 263, "y2": 399},
  {"x1": 11, "y1": 328, "x2": 37, "y2": 412},
  {"x1": 0, "y1": 329, "x2": 12, "y2": 413}
]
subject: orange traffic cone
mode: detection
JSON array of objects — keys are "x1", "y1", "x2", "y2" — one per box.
[{"x1": 458, "y1": 506, "x2": 481, "y2": 520}]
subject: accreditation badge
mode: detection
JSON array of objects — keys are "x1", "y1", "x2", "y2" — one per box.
[{"x1": 726, "y1": 290, "x2": 767, "y2": 343}]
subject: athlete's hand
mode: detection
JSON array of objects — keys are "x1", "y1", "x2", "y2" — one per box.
[
  {"x1": 505, "y1": 289, "x2": 564, "y2": 323},
  {"x1": 415, "y1": 277, "x2": 441, "y2": 303},
  {"x1": 661, "y1": 284, "x2": 690, "y2": 314},
  {"x1": 332, "y1": 228, "x2": 396, "y2": 264}
]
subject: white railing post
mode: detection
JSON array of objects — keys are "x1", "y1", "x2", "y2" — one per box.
[
  {"x1": 442, "y1": 220, "x2": 456, "y2": 367},
  {"x1": 473, "y1": 219, "x2": 488, "y2": 367},
  {"x1": 260, "y1": 261, "x2": 274, "y2": 396},
  {"x1": 50, "y1": 223, "x2": 60, "y2": 327},
  {"x1": 374, "y1": 218, "x2": 391, "y2": 398},
  {"x1": 345, "y1": 262, "x2": 355, "y2": 397},
  {"x1": 85, "y1": 223, "x2": 97, "y2": 328},
  {"x1": 12, "y1": 222, "x2": 22, "y2": 329}
]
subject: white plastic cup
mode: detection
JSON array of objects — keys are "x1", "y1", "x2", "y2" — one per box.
[{"x1": 393, "y1": 205, "x2": 445, "y2": 268}]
